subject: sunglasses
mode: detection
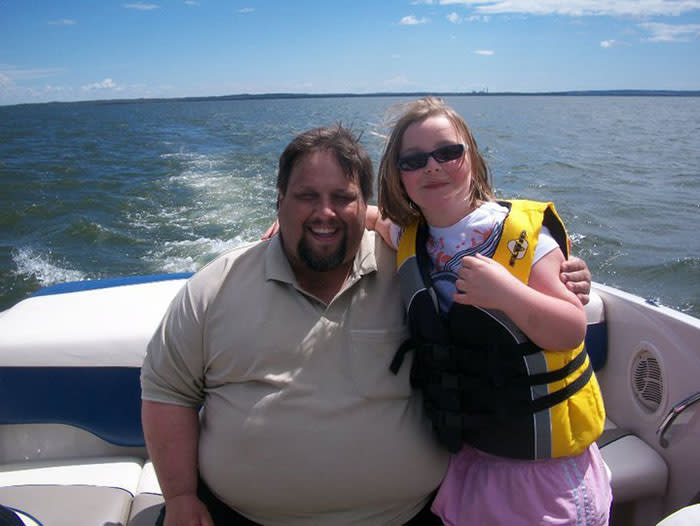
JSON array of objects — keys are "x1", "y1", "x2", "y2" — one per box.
[{"x1": 397, "y1": 144, "x2": 466, "y2": 172}]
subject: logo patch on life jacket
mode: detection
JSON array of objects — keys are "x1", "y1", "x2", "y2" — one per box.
[{"x1": 508, "y1": 230, "x2": 529, "y2": 266}]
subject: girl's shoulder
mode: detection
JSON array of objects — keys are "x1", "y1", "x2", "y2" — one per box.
[
  {"x1": 460, "y1": 200, "x2": 508, "y2": 229},
  {"x1": 477, "y1": 200, "x2": 509, "y2": 217}
]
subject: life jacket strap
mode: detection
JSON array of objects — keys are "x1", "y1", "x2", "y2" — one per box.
[
  {"x1": 528, "y1": 359, "x2": 594, "y2": 412},
  {"x1": 421, "y1": 358, "x2": 594, "y2": 423},
  {"x1": 514, "y1": 348, "x2": 588, "y2": 387},
  {"x1": 409, "y1": 341, "x2": 588, "y2": 387},
  {"x1": 389, "y1": 338, "x2": 415, "y2": 374}
]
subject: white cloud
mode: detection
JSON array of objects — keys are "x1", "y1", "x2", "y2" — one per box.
[
  {"x1": 437, "y1": 0, "x2": 700, "y2": 17},
  {"x1": 639, "y1": 22, "x2": 700, "y2": 42},
  {"x1": 446, "y1": 11, "x2": 490, "y2": 23},
  {"x1": 42, "y1": 85, "x2": 69, "y2": 94},
  {"x1": 122, "y1": 3, "x2": 159, "y2": 10},
  {"x1": 0, "y1": 65, "x2": 65, "y2": 82},
  {"x1": 412, "y1": 0, "x2": 435, "y2": 4},
  {"x1": 82, "y1": 78, "x2": 119, "y2": 91},
  {"x1": 383, "y1": 75, "x2": 418, "y2": 88},
  {"x1": 237, "y1": 8, "x2": 255, "y2": 13},
  {"x1": 400, "y1": 15, "x2": 429, "y2": 25},
  {"x1": 474, "y1": 49, "x2": 495, "y2": 55},
  {"x1": 184, "y1": 1, "x2": 200, "y2": 5},
  {"x1": 48, "y1": 19, "x2": 76, "y2": 25},
  {"x1": 600, "y1": 39, "x2": 629, "y2": 48}
]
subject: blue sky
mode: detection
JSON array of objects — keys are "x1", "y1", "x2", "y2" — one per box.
[{"x1": 1, "y1": 1, "x2": 700, "y2": 106}]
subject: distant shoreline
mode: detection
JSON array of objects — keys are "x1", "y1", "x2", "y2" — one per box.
[{"x1": 5, "y1": 89, "x2": 700, "y2": 108}]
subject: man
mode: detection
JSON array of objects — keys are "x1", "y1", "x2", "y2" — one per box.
[{"x1": 141, "y1": 125, "x2": 591, "y2": 526}]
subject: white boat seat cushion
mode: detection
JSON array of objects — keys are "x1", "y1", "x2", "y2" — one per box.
[
  {"x1": 656, "y1": 504, "x2": 700, "y2": 526},
  {"x1": 135, "y1": 460, "x2": 161, "y2": 495},
  {"x1": 128, "y1": 460, "x2": 164, "y2": 526},
  {"x1": 0, "y1": 485, "x2": 133, "y2": 526},
  {"x1": 0, "y1": 456, "x2": 144, "y2": 526},
  {"x1": 597, "y1": 420, "x2": 668, "y2": 502},
  {"x1": 129, "y1": 494, "x2": 164, "y2": 526}
]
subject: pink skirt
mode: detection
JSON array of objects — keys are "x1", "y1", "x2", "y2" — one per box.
[{"x1": 432, "y1": 442, "x2": 612, "y2": 525}]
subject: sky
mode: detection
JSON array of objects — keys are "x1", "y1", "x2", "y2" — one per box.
[{"x1": 1, "y1": 0, "x2": 700, "y2": 106}]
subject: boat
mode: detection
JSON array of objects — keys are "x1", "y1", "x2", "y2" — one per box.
[{"x1": 0, "y1": 273, "x2": 699, "y2": 526}]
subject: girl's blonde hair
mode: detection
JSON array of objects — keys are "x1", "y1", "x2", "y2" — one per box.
[{"x1": 377, "y1": 97, "x2": 493, "y2": 227}]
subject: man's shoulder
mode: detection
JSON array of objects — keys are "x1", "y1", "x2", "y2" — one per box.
[
  {"x1": 186, "y1": 239, "x2": 269, "y2": 295},
  {"x1": 361, "y1": 230, "x2": 397, "y2": 273},
  {"x1": 206, "y1": 239, "x2": 265, "y2": 267}
]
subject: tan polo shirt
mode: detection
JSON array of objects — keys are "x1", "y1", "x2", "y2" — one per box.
[{"x1": 141, "y1": 231, "x2": 448, "y2": 525}]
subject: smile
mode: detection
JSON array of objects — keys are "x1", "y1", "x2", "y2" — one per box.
[
  {"x1": 307, "y1": 223, "x2": 342, "y2": 240},
  {"x1": 422, "y1": 180, "x2": 449, "y2": 189}
]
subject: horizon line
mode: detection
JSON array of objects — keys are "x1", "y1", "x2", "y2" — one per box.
[{"x1": 4, "y1": 88, "x2": 700, "y2": 108}]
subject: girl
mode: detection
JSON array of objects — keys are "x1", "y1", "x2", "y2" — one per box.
[{"x1": 371, "y1": 97, "x2": 612, "y2": 525}]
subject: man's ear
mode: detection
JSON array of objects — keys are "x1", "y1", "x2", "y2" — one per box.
[{"x1": 276, "y1": 191, "x2": 283, "y2": 210}]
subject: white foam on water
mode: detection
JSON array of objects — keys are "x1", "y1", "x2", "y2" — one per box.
[
  {"x1": 132, "y1": 147, "x2": 276, "y2": 274},
  {"x1": 144, "y1": 236, "x2": 249, "y2": 273},
  {"x1": 12, "y1": 247, "x2": 86, "y2": 285},
  {"x1": 569, "y1": 232, "x2": 586, "y2": 244}
]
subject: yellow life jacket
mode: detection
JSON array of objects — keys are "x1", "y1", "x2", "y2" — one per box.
[{"x1": 392, "y1": 199, "x2": 606, "y2": 459}]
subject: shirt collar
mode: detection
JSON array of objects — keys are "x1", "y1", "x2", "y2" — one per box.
[{"x1": 264, "y1": 230, "x2": 378, "y2": 286}]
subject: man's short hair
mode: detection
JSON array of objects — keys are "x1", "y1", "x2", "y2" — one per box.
[{"x1": 277, "y1": 125, "x2": 374, "y2": 203}]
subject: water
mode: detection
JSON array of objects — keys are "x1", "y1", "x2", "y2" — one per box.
[{"x1": 1, "y1": 95, "x2": 699, "y2": 317}]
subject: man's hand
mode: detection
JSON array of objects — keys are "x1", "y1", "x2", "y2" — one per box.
[
  {"x1": 560, "y1": 256, "x2": 592, "y2": 306},
  {"x1": 163, "y1": 494, "x2": 213, "y2": 526}
]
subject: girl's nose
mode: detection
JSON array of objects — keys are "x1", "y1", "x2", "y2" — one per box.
[{"x1": 424, "y1": 155, "x2": 442, "y2": 172}]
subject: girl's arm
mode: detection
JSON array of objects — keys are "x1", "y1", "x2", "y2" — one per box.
[
  {"x1": 365, "y1": 205, "x2": 395, "y2": 249},
  {"x1": 453, "y1": 249, "x2": 586, "y2": 350}
]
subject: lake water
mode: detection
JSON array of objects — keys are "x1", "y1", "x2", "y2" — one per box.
[{"x1": 1, "y1": 95, "x2": 698, "y2": 317}]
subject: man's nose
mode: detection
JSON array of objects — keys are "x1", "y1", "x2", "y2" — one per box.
[{"x1": 314, "y1": 197, "x2": 337, "y2": 217}]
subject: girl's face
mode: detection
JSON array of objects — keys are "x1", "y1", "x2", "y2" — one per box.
[{"x1": 399, "y1": 114, "x2": 473, "y2": 227}]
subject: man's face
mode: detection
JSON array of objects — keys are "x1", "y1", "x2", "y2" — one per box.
[{"x1": 277, "y1": 150, "x2": 367, "y2": 274}]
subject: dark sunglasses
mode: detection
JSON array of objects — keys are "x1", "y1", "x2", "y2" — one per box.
[{"x1": 397, "y1": 143, "x2": 466, "y2": 171}]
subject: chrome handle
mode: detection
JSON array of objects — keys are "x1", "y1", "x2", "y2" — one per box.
[{"x1": 657, "y1": 391, "x2": 700, "y2": 448}]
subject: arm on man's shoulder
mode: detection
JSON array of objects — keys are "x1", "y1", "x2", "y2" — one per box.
[{"x1": 365, "y1": 205, "x2": 396, "y2": 249}]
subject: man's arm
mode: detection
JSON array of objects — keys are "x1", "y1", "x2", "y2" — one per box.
[
  {"x1": 142, "y1": 401, "x2": 213, "y2": 526},
  {"x1": 560, "y1": 256, "x2": 592, "y2": 306}
]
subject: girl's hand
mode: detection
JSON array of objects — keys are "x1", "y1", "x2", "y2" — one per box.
[
  {"x1": 261, "y1": 219, "x2": 279, "y2": 240},
  {"x1": 453, "y1": 253, "x2": 521, "y2": 310}
]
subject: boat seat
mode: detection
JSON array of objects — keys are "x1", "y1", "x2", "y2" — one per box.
[
  {"x1": 0, "y1": 456, "x2": 144, "y2": 526},
  {"x1": 128, "y1": 461, "x2": 164, "y2": 526},
  {"x1": 597, "y1": 420, "x2": 668, "y2": 502},
  {"x1": 656, "y1": 504, "x2": 700, "y2": 526},
  {"x1": 586, "y1": 292, "x2": 669, "y2": 506}
]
